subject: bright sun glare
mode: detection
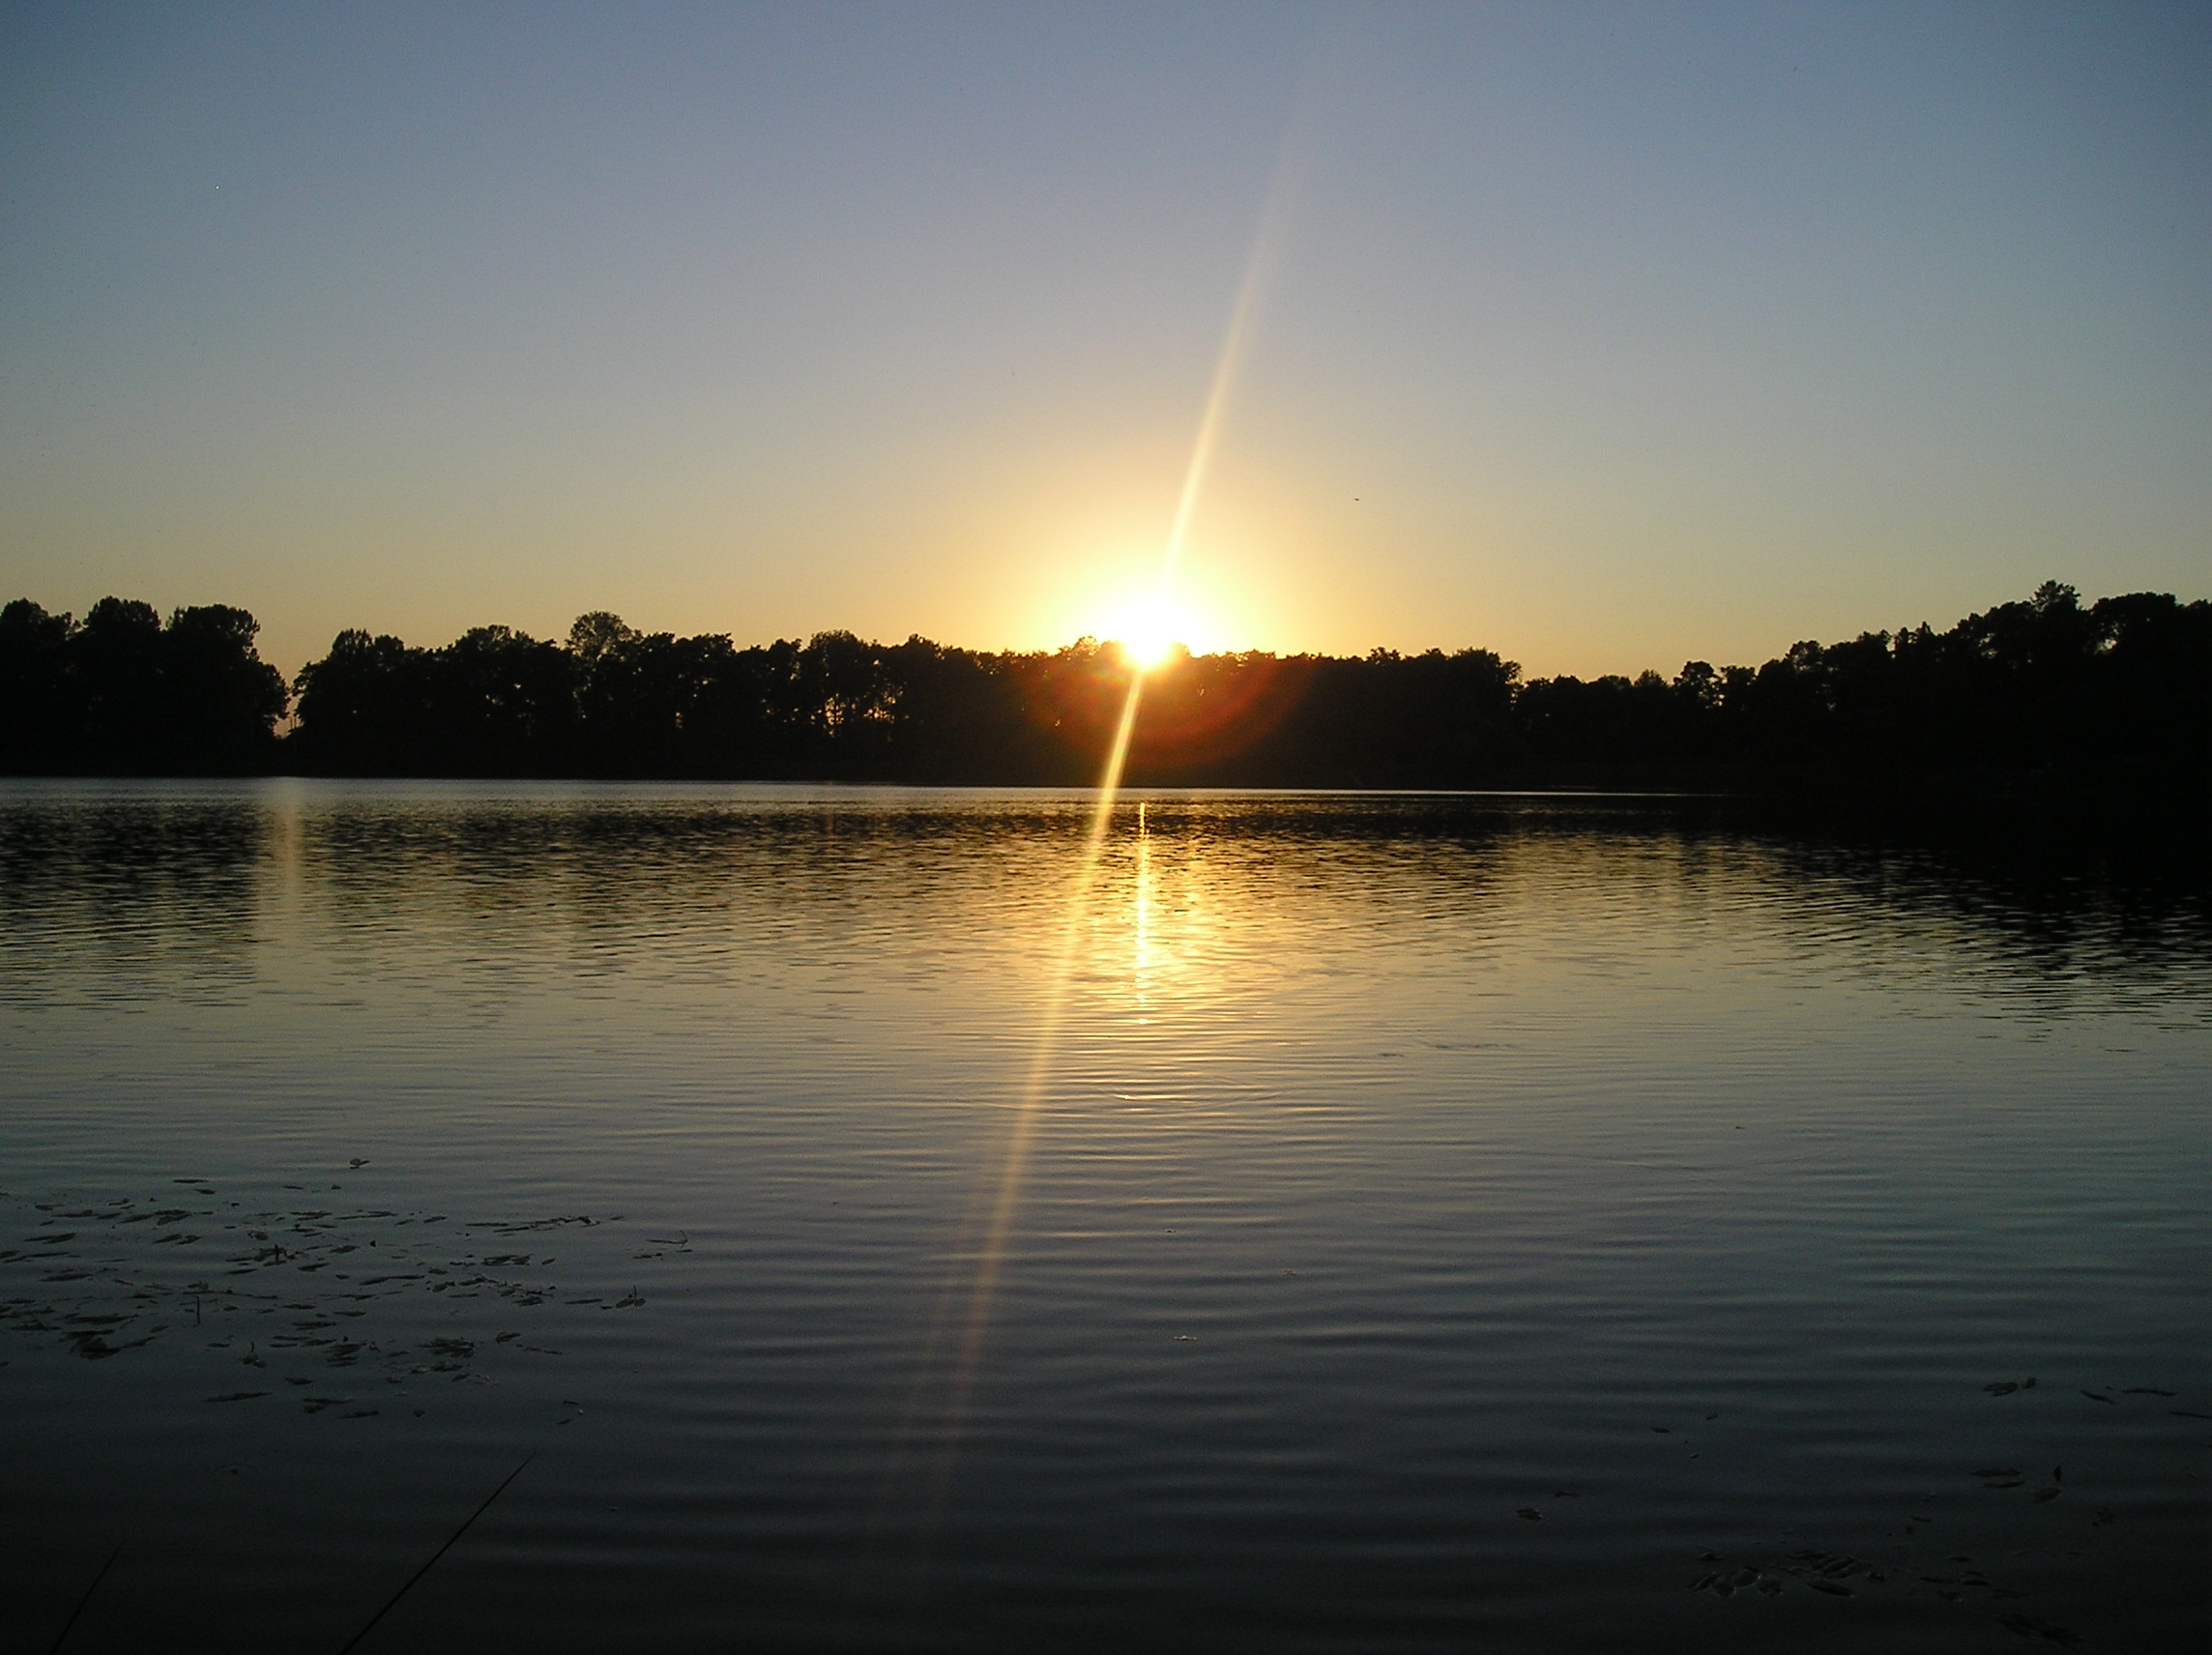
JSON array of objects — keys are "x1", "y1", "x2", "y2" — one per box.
[
  {"x1": 1118, "y1": 624, "x2": 1174, "y2": 671},
  {"x1": 1104, "y1": 595, "x2": 1199, "y2": 670}
]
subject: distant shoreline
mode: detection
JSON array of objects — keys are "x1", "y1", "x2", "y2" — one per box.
[{"x1": 4, "y1": 584, "x2": 2205, "y2": 798}]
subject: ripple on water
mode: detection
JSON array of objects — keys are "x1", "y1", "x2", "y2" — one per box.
[{"x1": 0, "y1": 781, "x2": 2205, "y2": 1651}]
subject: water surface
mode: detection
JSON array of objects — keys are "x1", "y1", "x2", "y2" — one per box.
[{"x1": 2, "y1": 781, "x2": 2204, "y2": 1652}]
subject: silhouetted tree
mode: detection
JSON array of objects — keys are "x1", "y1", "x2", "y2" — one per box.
[
  {"x1": 160, "y1": 605, "x2": 291, "y2": 770},
  {"x1": 0, "y1": 596, "x2": 287, "y2": 773},
  {"x1": 0, "y1": 600, "x2": 78, "y2": 771}
]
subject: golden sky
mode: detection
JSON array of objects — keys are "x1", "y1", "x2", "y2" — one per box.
[{"x1": 3, "y1": 5, "x2": 2206, "y2": 679}]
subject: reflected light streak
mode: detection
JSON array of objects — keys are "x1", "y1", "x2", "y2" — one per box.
[
  {"x1": 935, "y1": 668, "x2": 1144, "y2": 1431},
  {"x1": 860, "y1": 666, "x2": 1147, "y2": 1577}
]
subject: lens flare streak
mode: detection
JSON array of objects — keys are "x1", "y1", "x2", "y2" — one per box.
[{"x1": 864, "y1": 93, "x2": 1308, "y2": 1589}]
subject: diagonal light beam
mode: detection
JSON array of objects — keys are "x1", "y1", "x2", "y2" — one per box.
[{"x1": 860, "y1": 82, "x2": 1320, "y2": 1592}]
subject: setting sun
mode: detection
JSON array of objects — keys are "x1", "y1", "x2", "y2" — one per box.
[
  {"x1": 1101, "y1": 593, "x2": 1209, "y2": 670},
  {"x1": 1115, "y1": 622, "x2": 1175, "y2": 671}
]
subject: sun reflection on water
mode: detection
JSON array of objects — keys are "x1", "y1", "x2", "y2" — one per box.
[{"x1": 1132, "y1": 800, "x2": 1152, "y2": 1011}]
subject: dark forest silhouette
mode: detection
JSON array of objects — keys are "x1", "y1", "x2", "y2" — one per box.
[
  {"x1": 0, "y1": 597, "x2": 287, "y2": 775},
  {"x1": 3, "y1": 583, "x2": 2205, "y2": 790}
]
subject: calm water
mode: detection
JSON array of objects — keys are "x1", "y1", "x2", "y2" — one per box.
[{"x1": 1, "y1": 781, "x2": 2205, "y2": 1653}]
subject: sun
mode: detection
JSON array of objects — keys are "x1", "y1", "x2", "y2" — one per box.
[
  {"x1": 1117, "y1": 619, "x2": 1175, "y2": 671},
  {"x1": 1102, "y1": 594, "x2": 1201, "y2": 671}
]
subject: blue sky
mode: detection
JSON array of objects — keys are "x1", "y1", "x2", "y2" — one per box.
[{"x1": 3, "y1": 2, "x2": 2205, "y2": 676}]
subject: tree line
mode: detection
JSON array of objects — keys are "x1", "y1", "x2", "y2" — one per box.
[
  {"x1": 2, "y1": 582, "x2": 2204, "y2": 788},
  {"x1": 0, "y1": 597, "x2": 288, "y2": 774}
]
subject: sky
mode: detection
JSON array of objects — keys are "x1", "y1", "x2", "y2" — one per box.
[{"x1": 2, "y1": 2, "x2": 2206, "y2": 681}]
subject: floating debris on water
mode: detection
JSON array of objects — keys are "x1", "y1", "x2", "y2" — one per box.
[
  {"x1": 1689, "y1": 1547, "x2": 1895, "y2": 1605},
  {"x1": 1997, "y1": 1611, "x2": 2082, "y2": 1646},
  {"x1": 0, "y1": 1184, "x2": 694, "y2": 1415}
]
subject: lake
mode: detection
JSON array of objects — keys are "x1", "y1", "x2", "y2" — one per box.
[{"x1": 1, "y1": 780, "x2": 2204, "y2": 1652}]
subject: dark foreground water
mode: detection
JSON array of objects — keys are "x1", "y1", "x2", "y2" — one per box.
[{"x1": 1, "y1": 781, "x2": 2204, "y2": 1653}]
